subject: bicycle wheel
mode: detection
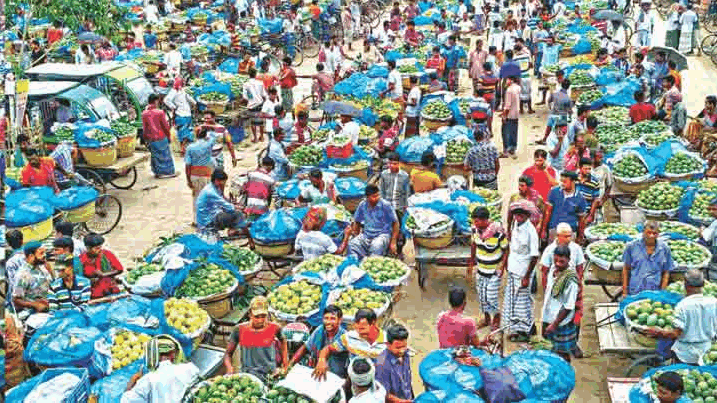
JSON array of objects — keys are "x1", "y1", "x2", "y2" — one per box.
[
  {"x1": 703, "y1": 34, "x2": 717, "y2": 56},
  {"x1": 75, "y1": 168, "x2": 107, "y2": 194},
  {"x1": 302, "y1": 33, "x2": 320, "y2": 58},
  {"x1": 84, "y1": 194, "x2": 122, "y2": 235},
  {"x1": 109, "y1": 166, "x2": 138, "y2": 189}
]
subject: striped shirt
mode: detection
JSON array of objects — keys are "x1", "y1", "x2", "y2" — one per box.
[
  {"x1": 184, "y1": 138, "x2": 215, "y2": 169},
  {"x1": 472, "y1": 226, "x2": 509, "y2": 275},
  {"x1": 244, "y1": 168, "x2": 276, "y2": 216},
  {"x1": 48, "y1": 276, "x2": 91, "y2": 311},
  {"x1": 576, "y1": 174, "x2": 600, "y2": 204},
  {"x1": 50, "y1": 142, "x2": 75, "y2": 182}
]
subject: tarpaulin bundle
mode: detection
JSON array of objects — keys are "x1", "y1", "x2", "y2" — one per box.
[
  {"x1": 412, "y1": 200, "x2": 470, "y2": 234},
  {"x1": 334, "y1": 177, "x2": 367, "y2": 198},
  {"x1": 594, "y1": 77, "x2": 642, "y2": 108},
  {"x1": 144, "y1": 234, "x2": 223, "y2": 262},
  {"x1": 415, "y1": 390, "x2": 485, "y2": 402},
  {"x1": 419, "y1": 348, "x2": 504, "y2": 393},
  {"x1": 366, "y1": 65, "x2": 390, "y2": 78},
  {"x1": 192, "y1": 81, "x2": 234, "y2": 101},
  {"x1": 74, "y1": 124, "x2": 117, "y2": 149},
  {"x1": 5, "y1": 186, "x2": 54, "y2": 207},
  {"x1": 277, "y1": 179, "x2": 307, "y2": 200},
  {"x1": 258, "y1": 18, "x2": 284, "y2": 34},
  {"x1": 197, "y1": 31, "x2": 232, "y2": 47},
  {"x1": 250, "y1": 208, "x2": 303, "y2": 243},
  {"x1": 502, "y1": 350, "x2": 576, "y2": 401},
  {"x1": 396, "y1": 136, "x2": 439, "y2": 163},
  {"x1": 218, "y1": 57, "x2": 239, "y2": 73},
  {"x1": 115, "y1": 48, "x2": 145, "y2": 61},
  {"x1": 334, "y1": 73, "x2": 387, "y2": 98},
  {"x1": 572, "y1": 38, "x2": 593, "y2": 54},
  {"x1": 5, "y1": 200, "x2": 54, "y2": 227},
  {"x1": 50, "y1": 187, "x2": 99, "y2": 210},
  {"x1": 88, "y1": 359, "x2": 143, "y2": 403}
]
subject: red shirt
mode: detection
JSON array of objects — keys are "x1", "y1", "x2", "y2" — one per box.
[
  {"x1": 21, "y1": 158, "x2": 55, "y2": 187},
  {"x1": 232, "y1": 322, "x2": 281, "y2": 347},
  {"x1": 629, "y1": 102, "x2": 656, "y2": 124},
  {"x1": 142, "y1": 105, "x2": 171, "y2": 142},
  {"x1": 522, "y1": 165, "x2": 557, "y2": 202},
  {"x1": 404, "y1": 29, "x2": 422, "y2": 45},
  {"x1": 80, "y1": 249, "x2": 124, "y2": 298},
  {"x1": 258, "y1": 73, "x2": 278, "y2": 90},
  {"x1": 378, "y1": 125, "x2": 399, "y2": 152},
  {"x1": 436, "y1": 309, "x2": 477, "y2": 348},
  {"x1": 47, "y1": 28, "x2": 63, "y2": 45},
  {"x1": 279, "y1": 67, "x2": 297, "y2": 89},
  {"x1": 426, "y1": 55, "x2": 446, "y2": 75}
]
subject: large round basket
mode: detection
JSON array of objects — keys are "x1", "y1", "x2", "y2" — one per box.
[
  {"x1": 332, "y1": 165, "x2": 369, "y2": 181},
  {"x1": 421, "y1": 116, "x2": 452, "y2": 131},
  {"x1": 636, "y1": 204, "x2": 680, "y2": 221},
  {"x1": 196, "y1": 279, "x2": 240, "y2": 319},
  {"x1": 64, "y1": 201, "x2": 96, "y2": 223},
  {"x1": 664, "y1": 169, "x2": 705, "y2": 182},
  {"x1": 80, "y1": 145, "x2": 118, "y2": 167},
  {"x1": 8, "y1": 216, "x2": 53, "y2": 243},
  {"x1": 586, "y1": 242, "x2": 625, "y2": 271},
  {"x1": 414, "y1": 225, "x2": 454, "y2": 249},
  {"x1": 613, "y1": 176, "x2": 655, "y2": 194},
  {"x1": 633, "y1": 332, "x2": 659, "y2": 348},
  {"x1": 142, "y1": 61, "x2": 162, "y2": 74},
  {"x1": 117, "y1": 135, "x2": 137, "y2": 158},
  {"x1": 570, "y1": 85, "x2": 597, "y2": 102},
  {"x1": 399, "y1": 161, "x2": 422, "y2": 175},
  {"x1": 252, "y1": 239, "x2": 293, "y2": 258},
  {"x1": 183, "y1": 373, "x2": 267, "y2": 403},
  {"x1": 201, "y1": 99, "x2": 228, "y2": 115},
  {"x1": 192, "y1": 15, "x2": 208, "y2": 26}
]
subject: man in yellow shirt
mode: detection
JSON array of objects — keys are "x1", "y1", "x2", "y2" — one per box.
[{"x1": 410, "y1": 151, "x2": 442, "y2": 193}]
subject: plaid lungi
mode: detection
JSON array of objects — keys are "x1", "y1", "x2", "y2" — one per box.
[{"x1": 545, "y1": 322, "x2": 578, "y2": 354}]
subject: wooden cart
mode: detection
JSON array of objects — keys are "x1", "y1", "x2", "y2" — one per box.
[
  {"x1": 595, "y1": 303, "x2": 670, "y2": 377},
  {"x1": 76, "y1": 152, "x2": 150, "y2": 191},
  {"x1": 414, "y1": 238, "x2": 471, "y2": 289}
]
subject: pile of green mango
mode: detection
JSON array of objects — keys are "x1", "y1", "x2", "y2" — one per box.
[
  {"x1": 665, "y1": 153, "x2": 703, "y2": 175},
  {"x1": 421, "y1": 101, "x2": 452, "y2": 120},
  {"x1": 613, "y1": 154, "x2": 648, "y2": 179},
  {"x1": 637, "y1": 182, "x2": 684, "y2": 211}
]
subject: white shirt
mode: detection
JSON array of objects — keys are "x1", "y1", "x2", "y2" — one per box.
[
  {"x1": 338, "y1": 120, "x2": 360, "y2": 145},
  {"x1": 75, "y1": 48, "x2": 91, "y2": 64},
  {"x1": 4, "y1": 78, "x2": 14, "y2": 96},
  {"x1": 672, "y1": 293, "x2": 717, "y2": 364},
  {"x1": 295, "y1": 230, "x2": 338, "y2": 260},
  {"x1": 507, "y1": 221, "x2": 540, "y2": 277},
  {"x1": 243, "y1": 78, "x2": 266, "y2": 109},
  {"x1": 349, "y1": 382, "x2": 387, "y2": 403},
  {"x1": 73, "y1": 238, "x2": 87, "y2": 257},
  {"x1": 488, "y1": 31, "x2": 504, "y2": 52},
  {"x1": 458, "y1": 19, "x2": 474, "y2": 32},
  {"x1": 120, "y1": 361, "x2": 200, "y2": 403},
  {"x1": 262, "y1": 98, "x2": 280, "y2": 133},
  {"x1": 636, "y1": 9, "x2": 655, "y2": 32},
  {"x1": 165, "y1": 50, "x2": 183, "y2": 73},
  {"x1": 405, "y1": 87, "x2": 422, "y2": 117},
  {"x1": 680, "y1": 10, "x2": 698, "y2": 31},
  {"x1": 503, "y1": 30, "x2": 518, "y2": 51},
  {"x1": 164, "y1": 89, "x2": 195, "y2": 118},
  {"x1": 542, "y1": 266, "x2": 579, "y2": 326},
  {"x1": 387, "y1": 70, "x2": 403, "y2": 99},
  {"x1": 540, "y1": 241, "x2": 585, "y2": 271},
  {"x1": 458, "y1": 4, "x2": 468, "y2": 18},
  {"x1": 552, "y1": 1, "x2": 566, "y2": 17},
  {"x1": 667, "y1": 12, "x2": 681, "y2": 31},
  {"x1": 144, "y1": 4, "x2": 159, "y2": 24},
  {"x1": 326, "y1": 47, "x2": 343, "y2": 73}
]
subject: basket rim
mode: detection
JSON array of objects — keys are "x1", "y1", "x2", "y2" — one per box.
[{"x1": 586, "y1": 240, "x2": 627, "y2": 270}]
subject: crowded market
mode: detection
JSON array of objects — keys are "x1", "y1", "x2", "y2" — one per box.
[{"x1": 4, "y1": 0, "x2": 717, "y2": 401}]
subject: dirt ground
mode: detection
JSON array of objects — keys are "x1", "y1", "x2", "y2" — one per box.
[{"x1": 105, "y1": 13, "x2": 717, "y2": 402}]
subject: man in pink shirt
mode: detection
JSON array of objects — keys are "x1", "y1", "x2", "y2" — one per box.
[
  {"x1": 436, "y1": 288, "x2": 489, "y2": 348},
  {"x1": 500, "y1": 75, "x2": 522, "y2": 159},
  {"x1": 142, "y1": 94, "x2": 176, "y2": 178}
]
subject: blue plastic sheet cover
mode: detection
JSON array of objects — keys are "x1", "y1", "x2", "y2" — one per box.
[
  {"x1": 74, "y1": 123, "x2": 117, "y2": 148},
  {"x1": 434, "y1": 125, "x2": 472, "y2": 144},
  {"x1": 5, "y1": 186, "x2": 54, "y2": 207},
  {"x1": 415, "y1": 390, "x2": 485, "y2": 402},
  {"x1": 366, "y1": 65, "x2": 390, "y2": 78},
  {"x1": 334, "y1": 256, "x2": 394, "y2": 292},
  {"x1": 219, "y1": 57, "x2": 240, "y2": 73},
  {"x1": 572, "y1": 38, "x2": 592, "y2": 54},
  {"x1": 334, "y1": 73, "x2": 387, "y2": 98},
  {"x1": 277, "y1": 179, "x2": 307, "y2": 200},
  {"x1": 678, "y1": 188, "x2": 716, "y2": 225},
  {"x1": 358, "y1": 107, "x2": 378, "y2": 127},
  {"x1": 419, "y1": 348, "x2": 504, "y2": 393},
  {"x1": 594, "y1": 77, "x2": 642, "y2": 108},
  {"x1": 115, "y1": 48, "x2": 145, "y2": 62},
  {"x1": 5, "y1": 200, "x2": 54, "y2": 227},
  {"x1": 396, "y1": 136, "x2": 439, "y2": 163},
  {"x1": 502, "y1": 350, "x2": 575, "y2": 401},
  {"x1": 654, "y1": 141, "x2": 705, "y2": 177},
  {"x1": 50, "y1": 186, "x2": 98, "y2": 210},
  {"x1": 334, "y1": 177, "x2": 367, "y2": 198},
  {"x1": 595, "y1": 67, "x2": 625, "y2": 86},
  {"x1": 418, "y1": 1, "x2": 433, "y2": 12},
  {"x1": 323, "y1": 145, "x2": 372, "y2": 169},
  {"x1": 562, "y1": 63, "x2": 594, "y2": 78},
  {"x1": 249, "y1": 208, "x2": 303, "y2": 243},
  {"x1": 24, "y1": 310, "x2": 103, "y2": 370},
  {"x1": 450, "y1": 189, "x2": 487, "y2": 204},
  {"x1": 628, "y1": 364, "x2": 717, "y2": 403},
  {"x1": 192, "y1": 81, "x2": 234, "y2": 101},
  {"x1": 89, "y1": 359, "x2": 144, "y2": 403},
  {"x1": 615, "y1": 290, "x2": 684, "y2": 324},
  {"x1": 86, "y1": 294, "x2": 166, "y2": 336},
  {"x1": 607, "y1": 144, "x2": 663, "y2": 177},
  {"x1": 144, "y1": 234, "x2": 223, "y2": 263}
]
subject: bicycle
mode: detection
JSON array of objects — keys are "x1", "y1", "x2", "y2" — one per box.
[
  {"x1": 255, "y1": 32, "x2": 305, "y2": 66},
  {"x1": 702, "y1": 32, "x2": 717, "y2": 56},
  {"x1": 54, "y1": 173, "x2": 123, "y2": 236}
]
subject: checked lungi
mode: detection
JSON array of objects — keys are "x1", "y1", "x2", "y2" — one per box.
[
  {"x1": 544, "y1": 322, "x2": 578, "y2": 354},
  {"x1": 476, "y1": 272, "x2": 501, "y2": 315},
  {"x1": 501, "y1": 273, "x2": 534, "y2": 334}
]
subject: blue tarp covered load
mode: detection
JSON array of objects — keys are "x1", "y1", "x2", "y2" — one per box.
[
  {"x1": 5, "y1": 186, "x2": 54, "y2": 207},
  {"x1": 572, "y1": 38, "x2": 592, "y2": 54},
  {"x1": 258, "y1": 18, "x2": 284, "y2": 34},
  {"x1": 192, "y1": 81, "x2": 234, "y2": 101},
  {"x1": 51, "y1": 187, "x2": 99, "y2": 210},
  {"x1": 366, "y1": 65, "x2": 390, "y2": 78},
  {"x1": 5, "y1": 201, "x2": 54, "y2": 227},
  {"x1": 218, "y1": 57, "x2": 240, "y2": 73},
  {"x1": 595, "y1": 67, "x2": 625, "y2": 86},
  {"x1": 396, "y1": 136, "x2": 439, "y2": 163},
  {"x1": 276, "y1": 179, "x2": 306, "y2": 200},
  {"x1": 334, "y1": 177, "x2": 367, "y2": 199},
  {"x1": 415, "y1": 390, "x2": 485, "y2": 402},
  {"x1": 74, "y1": 124, "x2": 117, "y2": 148},
  {"x1": 419, "y1": 348, "x2": 505, "y2": 393},
  {"x1": 334, "y1": 73, "x2": 387, "y2": 98},
  {"x1": 197, "y1": 31, "x2": 232, "y2": 47},
  {"x1": 593, "y1": 76, "x2": 642, "y2": 108},
  {"x1": 144, "y1": 234, "x2": 223, "y2": 262},
  {"x1": 502, "y1": 350, "x2": 575, "y2": 401},
  {"x1": 114, "y1": 48, "x2": 145, "y2": 62},
  {"x1": 250, "y1": 208, "x2": 303, "y2": 243},
  {"x1": 88, "y1": 359, "x2": 143, "y2": 403}
]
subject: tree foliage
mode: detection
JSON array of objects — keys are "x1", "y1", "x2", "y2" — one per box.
[{"x1": 5, "y1": 0, "x2": 129, "y2": 38}]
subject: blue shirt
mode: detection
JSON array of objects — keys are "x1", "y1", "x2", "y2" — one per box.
[
  {"x1": 622, "y1": 238, "x2": 674, "y2": 295},
  {"x1": 442, "y1": 45, "x2": 461, "y2": 69},
  {"x1": 534, "y1": 29, "x2": 549, "y2": 53},
  {"x1": 354, "y1": 199, "x2": 398, "y2": 238},
  {"x1": 143, "y1": 33, "x2": 158, "y2": 49},
  {"x1": 543, "y1": 44, "x2": 562, "y2": 67},
  {"x1": 375, "y1": 349, "x2": 414, "y2": 400},
  {"x1": 547, "y1": 186, "x2": 588, "y2": 231},
  {"x1": 196, "y1": 183, "x2": 236, "y2": 229},
  {"x1": 651, "y1": 61, "x2": 669, "y2": 91},
  {"x1": 268, "y1": 140, "x2": 289, "y2": 181},
  {"x1": 576, "y1": 174, "x2": 600, "y2": 203},
  {"x1": 47, "y1": 275, "x2": 92, "y2": 311},
  {"x1": 305, "y1": 325, "x2": 348, "y2": 377},
  {"x1": 184, "y1": 138, "x2": 215, "y2": 168}
]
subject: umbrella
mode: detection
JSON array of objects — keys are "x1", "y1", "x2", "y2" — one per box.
[
  {"x1": 646, "y1": 46, "x2": 689, "y2": 71},
  {"x1": 77, "y1": 32, "x2": 107, "y2": 44},
  {"x1": 320, "y1": 101, "x2": 362, "y2": 117},
  {"x1": 592, "y1": 10, "x2": 624, "y2": 22}
]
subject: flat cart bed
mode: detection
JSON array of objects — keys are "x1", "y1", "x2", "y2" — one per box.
[
  {"x1": 76, "y1": 152, "x2": 150, "y2": 172},
  {"x1": 76, "y1": 152, "x2": 149, "y2": 190},
  {"x1": 607, "y1": 377, "x2": 640, "y2": 403},
  {"x1": 414, "y1": 242, "x2": 471, "y2": 289},
  {"x1": 595, "y1": 303, "x2": 667, "y2": 376}
]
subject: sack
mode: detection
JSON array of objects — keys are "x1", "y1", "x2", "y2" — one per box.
[{"x1": 479, "y1": 366, "x2": 526, "y2": 403}]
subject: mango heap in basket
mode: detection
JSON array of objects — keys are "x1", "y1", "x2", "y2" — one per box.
[
  {"x1": 360, "y1": 257, "x2": 408, "y2": 284},
  {"x1": 175, "y1": 263, "x2": 235, "y2": 298},
  {"x1": 265, "y1": 386, "x2": 315, "y2": 403},
  {"x1": 642, "y1": 131, "x2": 675, "y2": 147},
  {"x1": 612, "y1": 155, "x2": 648, "y2": 179},
  {"x1": 637, "y1": 182, "x2": 684, "y2": 211},
  {"x1": 164, "y1": 298, "x2": 210, "y2": 335},
  {"x1": 335, "y1": 288, "x2": 390, "y2": 317},
  {"x1": 665, "y1": 153, "x2": 703, "y2": 175},
  {"x1": 650, "y1": 368, "x2": 717, "y2": 402},
  {"x1": 690, "y1": 193, "x2": 713, "y2": 221},
  {"x1": 111, "y1": 330, "x2": 151, "y2": 370},
  {"x1": 289, "y1": 145, "x2": 323, "y2": 166},
  {"x1": 587, "y1": 223, "x2": 639, "y2": 238},
  {"x1": 222, "y1": 245, "x2": 261, "y2": 274},
  {"x1": 697, "y1": 179, "x2": 717, "y2": 193},
  {"x1": 625, "y1": 299, "x2": 676, "y2": 330},
  {"x1": 295, "y1": 254, "x2": 344, "y2": 275},
  {"x1": 660, "y1": 221, "x2": 701, "y2": 240},
  {"x1": 126, "y1": 263, "x2": 163, "y2": 285},
  {"x1": 701, "y1": 342, "x2": 717, "y2": 365},
  {"x1": 268, "y1": 280, "x2": 323, "y2": 315},
  {"x1": 421, "y1": 101, "x2": 452, "y2": 120},
  {"x1": 667, "y1": 240, "x2": 710, "y2": 266},
  {"x1": 628, "y1": 120, "x2": 669, "y2": 136},
  {"x1": 191, "y1": 374, "x2": 264, "y2": 403},
  {"x1": 590, "y1": 106, "x2": 630, "y2": 124},
  {"x1": 587, "y1": 240, "x2": 626, "y2": 263},
  {"x1": 666, "y1": 279, "x2": 717, "y2": 297},
  {"x1": 446, "y1": 139, "x2": 472, "y2": 164}
]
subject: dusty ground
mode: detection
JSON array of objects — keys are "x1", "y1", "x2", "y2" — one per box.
[{"x1": 105, "y1": 13, "x2": 717, "y2": 402}]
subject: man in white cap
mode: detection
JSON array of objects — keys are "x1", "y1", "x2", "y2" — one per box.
[
  {"x1": 647, "y1": 269, "x2": 717, "y2": 365},
  {"x1": 347, "y1": 357, "x2": 387, "y2": 402}
]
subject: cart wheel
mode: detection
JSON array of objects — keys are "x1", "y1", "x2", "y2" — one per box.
[
  {"x1": 109, "y1": 166, "x2": 138, "y2": 189},
  {"x1": 75, "y1": 168, "x2": 107, "y2": 194},
  {"x1": 84, "y1": 194, "x2": 123, "y2": 235},
  {"x1": 703, "y1": 33, "x2": 717, "y2": 56}
]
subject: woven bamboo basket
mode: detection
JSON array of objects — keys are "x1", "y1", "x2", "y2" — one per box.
[
  {"x1": 197, "y1": 281, "x2": 239, "y2": 319},
  {"x1": 9, "y1": 217, "x2": 54, "y2": 243},
  {"x1": 415, "y1": 231, "x2": 453, "y2": 249},
  {"x1": 117, "y1": 135, "x2": 137, "y2": 158},
  {"x1": 201, "y1": 99, "x2": 228, "y2": 114},
  {"x1": 64, "y1": 201, "x2": 96, "y2": 223},
  {"x1": 332, "y1": 165, "x2": 369, "y2": 181},
  {"x1": 633, "y1": 332, "x2": 658, "y2": 348},
  {"x1": 613, "y1": 177, "x2": 655, "y2": 194},
  {"x1": 252, "y1": 239, "x2": 293, "y2": 258},
  {"x1": 80, "y1": 145, "x2": 117, "y2": 167},
  {"x1": 422, "y1": 116, "x2": 452, "y2": 131},
  {"x1": 193, "y1": 15, "x2": 208, "y2": 26}
]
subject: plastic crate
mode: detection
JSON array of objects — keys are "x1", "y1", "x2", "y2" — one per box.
[
  {"x1": 7, "y1": 367, "x2": 90, "y2": 403},
  {"x1": 326, "y1": 142, "x2": 353, "y2": 159}
]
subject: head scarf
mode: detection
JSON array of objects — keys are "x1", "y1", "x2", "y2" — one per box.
[
  {"x1": 173, "y1": 77, "x2": 184, "y2": 90},
  {"x1": 305, "y1": 206, "x2": 328, "y2": 229},
  {"x1": 348, "y1": 357, "x2": 375, "y2": 387},
  {"x1": 144, "y1": 334, "x2": 185, "y2": 371}
]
